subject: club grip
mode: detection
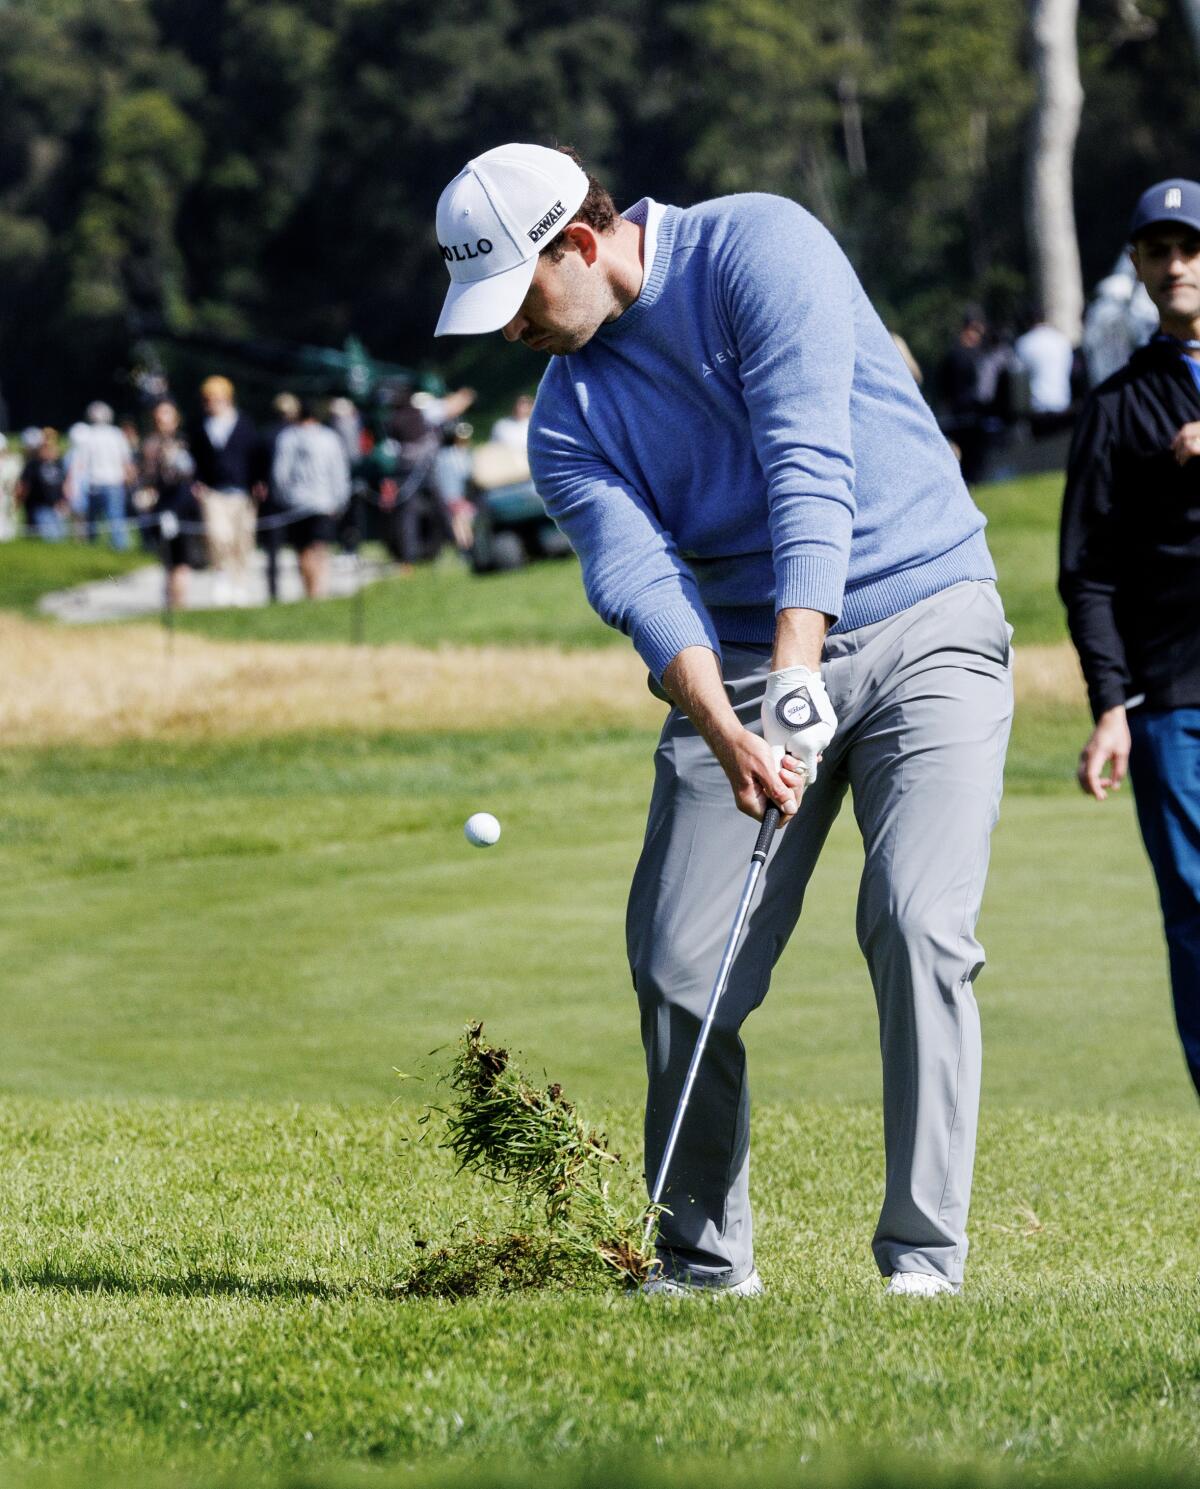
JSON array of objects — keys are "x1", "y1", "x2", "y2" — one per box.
[{"x1": 752, "y1": 804, "x2": 782, "y2": 863}]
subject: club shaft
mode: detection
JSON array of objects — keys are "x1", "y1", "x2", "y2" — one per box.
[{"x1": 643, "y1": 806, "x2": 780, "y2": 1251}]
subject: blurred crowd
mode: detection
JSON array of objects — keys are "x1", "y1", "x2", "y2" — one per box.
[
  {"x1": 0, "y1": 378, "x2": 537, "y2": 608},
  {"x1": 0, "y1": 267, "x2": 1160, "y2": 609},
  {"x1": 931, "y1": 262, "x2": 1158, "y2": 484}
]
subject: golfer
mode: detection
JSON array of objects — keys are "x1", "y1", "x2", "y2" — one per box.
[
  {"x1": 435, "y1": 144, "x2": 1013, "y2": 1297},
  {"x1": 1060, "y1": 178, "x2": 1200, "y2": 1102}
]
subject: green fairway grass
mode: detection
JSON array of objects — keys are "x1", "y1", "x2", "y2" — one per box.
[
  {"x1": 4, "y1": 470, "x2": 1197, "y2": 1487},
  {"x1": 974, "y1": 472, "x2": 1067, "y2": 647},
  {"x1": 175, "y1": 550, "x2": 619, "y2": 649},
  {"x1": 0, "y1": 537, "x2": 148, "y2": 613},
  {"x1": 0, "y1": 723, "x2": 1182, "y2": 1114},
  {"x1": 0, "y1": 1098, "x2": 1197, "y2": 1481},
  {"x1": 0, "y1": 474, "x2": 1066, "y2": 652},
  {"x1": 137, "y1": 472, "x2": 1065, "y2": 652}
]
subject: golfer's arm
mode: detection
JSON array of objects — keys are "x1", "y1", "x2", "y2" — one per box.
[
  {"x1": 771, "y1": 608, "x2": 830, "y2": 671},
  {"x1": 661, "y1": 646, "x2": 742, "y2": 754},
  {"x1": 663, "y1": 609, "x2": 830, "y2": 746}
]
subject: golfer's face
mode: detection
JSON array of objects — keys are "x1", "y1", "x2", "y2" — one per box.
[
  {"x1": 502, "y1": 252, "x2": 601, "y2": 356},
  {"x1": 1133, "y1": 228, "x2": 1200, "y2": 320}
]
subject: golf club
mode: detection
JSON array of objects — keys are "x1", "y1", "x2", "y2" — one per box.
[{"x1": 642, "y1": 780, "x2": 796, "y2": 1254}]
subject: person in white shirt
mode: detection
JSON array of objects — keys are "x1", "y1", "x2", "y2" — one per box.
[
  {"x1": 489, "y1": 393, "x2": 534, "y2": 452},
  {"x1": 70, "y1": 402, "x2": 134, "y2": 549},
  {"x1": 271, "y1": 401, "x2": 350, "y2": 598},
  {"x1": 1014, "y1": 313, "x2": 1075, "y2": 430}
]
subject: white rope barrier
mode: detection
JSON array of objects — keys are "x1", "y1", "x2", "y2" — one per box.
[{"x1": 66, "y1": 475, "x2": 433, "y2": 541}]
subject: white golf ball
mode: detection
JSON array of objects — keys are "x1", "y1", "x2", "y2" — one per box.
[{"x1": 464, "y1": 811, "x2": 501, "y2": 848}]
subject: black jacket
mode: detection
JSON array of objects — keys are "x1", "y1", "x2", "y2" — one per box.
[
  {"x1": 1059, "y1": 338, "x2": 1200, "y2": 718},
  {"x1": 192, "y1": 412, "x2": 260, "y2": 492}
]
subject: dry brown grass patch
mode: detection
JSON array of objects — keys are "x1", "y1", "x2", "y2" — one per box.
[
  {"x1": 1012, "y1": 642, "x2": 1087, "y2": 708},
  {"x1": 0, "y1": 617, "x2": 1086, "y2": 748},
  {"x1": 0, "y1": 615, "x2": 663, "y2": 746}
]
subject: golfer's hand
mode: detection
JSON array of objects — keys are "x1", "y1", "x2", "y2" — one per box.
[
  {"x1": 712, "y1": 728, "x2": 803, "y2": 823},
  {"x1": 1077, "y1": 706, "x2": 1131, "y2": 801},
  {"x1": 1172, "y1": 422, "x2": 1200, "y2": 464},
  {"x1": 761, "y1": 666, "x2": 838, "y2": 783}
]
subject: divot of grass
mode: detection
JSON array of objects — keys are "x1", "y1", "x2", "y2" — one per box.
[
  {"x1": 399, "y1": 1024, "x2": 659, "y2": 1298},
  {"x1": 396, "y1": 1232, "x2": 596, "y2": 1300}
]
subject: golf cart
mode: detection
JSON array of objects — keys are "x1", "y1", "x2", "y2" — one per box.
[{"x1": 468, "y1": 441, "x2": 571, "y2": 573}]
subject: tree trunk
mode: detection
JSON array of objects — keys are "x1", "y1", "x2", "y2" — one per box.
[
  {"x1": 838, "y1": 74, "x2": 867, "y2": 178},
  {"x1": 1179, "y1": 0, "x2": 1200, "y2": 68},
  {"x1": 1026, "y1": 0, "x2": 1084, "y2": 340}
]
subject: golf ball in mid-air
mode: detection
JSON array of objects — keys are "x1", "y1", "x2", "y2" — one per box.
[{"x1": 464, "y1": 812, "x2": 501, "y2": 848}]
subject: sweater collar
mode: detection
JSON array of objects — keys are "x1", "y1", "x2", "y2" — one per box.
[{"x1": 597, "y1": 199, "x2": 677, "y2": 339}]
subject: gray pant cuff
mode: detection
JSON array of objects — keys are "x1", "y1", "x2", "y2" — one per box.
[
  {"x1": 875, "y1": 1244, "x2": 964, "y2": 1286},
  {"x1": 656, "y1": 1255, "x2": 755, "y2": 1289}
]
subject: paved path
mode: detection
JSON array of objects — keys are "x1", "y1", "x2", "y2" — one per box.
[{"x1": 38, "y1": 550, "x2": 391, "y2": 624}]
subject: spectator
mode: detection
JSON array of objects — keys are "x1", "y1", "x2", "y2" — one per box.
[
  {"x1": 192, "y1": 375, "x2": 259, "y2": 606},
  {"x1": 1060, "y1": 176, "x2": 1200, "y2": 1100},
  {"x1": 257, "y1": 391, "x2": 301, "y2": 603},
  {"x1": 120, "y1": 417, "x2": 142, "y2": 463},
  {"x1": 387, "y1": 386, "x2": 447, "y2": 565},
  {"x1": 16, "y1": 429, "x2": 68, "y2": 540},
  {"x1": 389, "y1": 385, "x2": 440, "y2": 465},
  {"x1": 490, "y1": 394, "x2": 534, "y2": 451},
  {"x1": 71, "y1": 402, "x2": 134, "y2": 549},
  {"x1": 271, "y1": 399, "x2": 350, "y2": 599},
  {"x1": 411, "y1": 384, "x2": 476, "y2": 432},
  {"x1": 63, "y1": 420, "x2": 90, "y2": 533},
  {"x1": 431, "y1": 421, "x2": 476, "y2": 553},
  {"x1": 327, "y1": 397, "x2": 362, "y2": 463},
  {"x1": 1015, "y1": 308, "x2": 1075, "y2": 434},
  {"x1": 0, "y1": 433, "x2": 21, "y2": 540},
  {"x1": 1082, "y1": 261, "x2": 1159, "y2": 386},
  {"x1": 936, "y1": 308, "x2": 990, "y2": 483},
  {"x1": 140, "y1": 399, "x2": 199, "y2": 611}
]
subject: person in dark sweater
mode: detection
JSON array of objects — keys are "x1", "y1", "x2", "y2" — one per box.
[
  {"x1": 1060, "y1": 177, "x2": 1200, "y2": 1100},
  {"x1": 937, "y1": 308, "x2": 990, "y2": 484},
  {"x1": 191, "y1": 375, "x2": 260, "y2": 605},
  {"x1": 140, "y1": 399, "x2": 199, "y2": 611}
]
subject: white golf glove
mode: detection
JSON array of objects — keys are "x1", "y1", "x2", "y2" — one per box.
[{"x1": 761, "y1": 666, "x2": 838, "y2": 784}]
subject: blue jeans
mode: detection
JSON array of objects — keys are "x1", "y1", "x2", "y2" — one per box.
[
  {"x1": 87, "y1": 484, "x2": 129, "y2": 550},
  {"x1": 31, "y1": 508, "x2": 65, "y2": 541},
  {"x1": 1128, "y1": 708, "x2": 1200, "y2": 1098}
]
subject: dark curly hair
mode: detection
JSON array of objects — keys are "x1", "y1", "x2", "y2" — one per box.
[{"x1": 538, "y1": 145, "x2": 618, "y2": 262}]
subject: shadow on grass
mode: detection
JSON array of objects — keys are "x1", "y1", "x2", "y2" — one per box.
[
  {"x1": 1, "y1": 1266, "x2": 394, "y2": 1302},
  {"x1": 7, "y1": 1451, "x2": 1200, "y2": 1489}
]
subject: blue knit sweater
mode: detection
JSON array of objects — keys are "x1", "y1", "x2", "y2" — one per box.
[{"x1": 528, "y1": 193, "x2": 995, "y2": 681}]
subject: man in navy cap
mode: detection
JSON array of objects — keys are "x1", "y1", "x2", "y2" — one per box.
[{"x1": 1060, "y1": 177, "x2": 1200, "y2": 1100}]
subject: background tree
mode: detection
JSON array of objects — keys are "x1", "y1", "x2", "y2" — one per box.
[
  {"x1": 4, "y1": 0, "x2": 1200, "y2": 424},
  {"x1": 1026, "y1": 0, "x2": 1085, "y2": 338}
]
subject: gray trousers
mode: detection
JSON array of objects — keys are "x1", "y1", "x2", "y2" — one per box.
[{"x1": 627, "y1": 580, "x2": 1013, "y2": 1287}]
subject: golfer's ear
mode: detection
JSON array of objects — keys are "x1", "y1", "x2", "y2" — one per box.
[{"x1": 562, "y1": 223, "x2": 599, "y2": 265}]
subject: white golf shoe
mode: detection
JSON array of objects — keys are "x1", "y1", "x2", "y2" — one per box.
[
  {"x1": 640, "y1": 1267, "x2": 764, "y2": 1299},
  {"x1": 884, "y1": 1271, "x2": 960, "y2": 1298}
]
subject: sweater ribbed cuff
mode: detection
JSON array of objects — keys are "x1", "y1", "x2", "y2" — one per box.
[
  {"x1": 775, "y1": 554, "x2": 847, "y2": 622},
  {"x1": 633, "y1": 602, "x2": 722, "y2": 682},
  {"x1": 1090, "y1": 681, "x2": 1133, "y2": 722}
]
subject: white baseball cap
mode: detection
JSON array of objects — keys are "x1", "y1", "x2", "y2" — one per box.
[{"x1": 434, "y1": 143, "x2": 589, "y2": 336}]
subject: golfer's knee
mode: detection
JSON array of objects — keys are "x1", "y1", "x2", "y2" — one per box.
[
  {"x1": 860, "y1": 904, "x2": 983, "y2": 997},
  {"x1": 634, "y1": 951, "x2": 722, "y2": 1030}
]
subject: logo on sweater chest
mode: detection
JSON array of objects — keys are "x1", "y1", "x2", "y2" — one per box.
[{"x1": 700, "y1": 346, "x2": 736, "y2": 377}]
